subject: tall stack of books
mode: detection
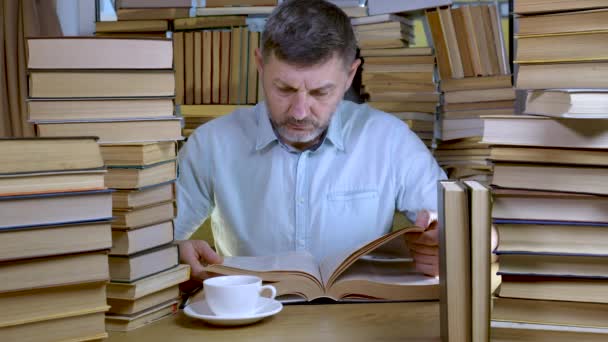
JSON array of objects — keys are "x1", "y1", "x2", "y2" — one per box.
[
  {"x1": 354, "y1": 13, "x2": 439, "y2": 148},
  {"x1": 426, "y1": 4, "x2": 513, "y2": 183},
  {"x1": 0, "y1": 138, "x2": 112, "y2": 341},
  {"x1": 487, "y1": 1, "x2": 608, "y2": 340},
  {"x1": 27, "y1": 37, "x2": 190, "y2": 332}
]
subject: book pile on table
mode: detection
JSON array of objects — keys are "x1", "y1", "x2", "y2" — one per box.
[
  {"x1": 487, "y1": 1, "x2": 608, "y2": 340},
  {"x1": 0, "y1": 137, "x2": 112, "y2": 341},
  {"x1": 27, "y1": 36, "x2": 190, "y2": 332},
  {"x1": 353, "y1": 12, "x2": 439, "y2": 149},
  {"x1": 426, "y1": 3, "x2": 513, "y2": 184}
]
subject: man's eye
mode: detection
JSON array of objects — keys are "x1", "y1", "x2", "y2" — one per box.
[
  {"x1": 311, "y1": 91, "x2": 329, "y2": 97},
  {"x1": 278, "y1": 87, "x2": 295, "y2": 94}
]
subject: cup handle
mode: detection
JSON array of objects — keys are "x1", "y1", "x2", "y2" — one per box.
[{"x1": 259, "y1": 284, "x2": 277, "y2": 299}]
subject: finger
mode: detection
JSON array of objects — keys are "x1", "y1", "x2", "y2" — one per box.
[
  {"x1": 192, "y1": 240, "x2": 223, "y2": 265},
  {"x1": 179, "y1": 241, "x2": 207, "y2": 276},
  {"x1": 415, "y1": 262, "x2": 439, "y2": 277},
  {"x1": 412, "y1": 253, "x2": 438, "y2": 265},
  {"x1": 408, "y1": 243, "x2": 438, "y2": 256},
  {"x1": 414, "y1": 210, "x2": 431, "y2": 228},
  {"x1": 413, "y1": 228, "x2": 439, "y2": 246}
]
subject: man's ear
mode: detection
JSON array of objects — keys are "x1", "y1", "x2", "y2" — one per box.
[
  {"x1": 345, "y1": 58, "x2": 361, "y2": 90},
  {"x1": 254, "y1": 48, "x2": 264, "y2": 75}
]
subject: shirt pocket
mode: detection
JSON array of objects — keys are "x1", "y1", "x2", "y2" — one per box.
[{"x1": 323, "y1": 189, "x2": 381, "y2": 247}]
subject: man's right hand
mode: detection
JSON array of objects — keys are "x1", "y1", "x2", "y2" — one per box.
[{"x1": 177, "y1": 239, "x2": 223, "y2": 281}]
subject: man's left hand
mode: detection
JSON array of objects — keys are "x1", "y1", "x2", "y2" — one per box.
[{"x1": 404, "y1": 210, "x2": 439, "y2": 277}]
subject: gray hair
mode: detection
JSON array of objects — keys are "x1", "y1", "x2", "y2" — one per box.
[{"x1": 261, "y1": 0, "x2": 357, "y2": 68}]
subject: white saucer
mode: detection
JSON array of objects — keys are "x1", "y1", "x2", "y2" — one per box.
[{"x1": 184, "y1": 297, "x2": 283, "y2": 326}]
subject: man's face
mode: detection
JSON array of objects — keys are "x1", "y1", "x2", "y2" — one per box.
[{"x1": 256, "y1": 51, "x2": 360, "y2": 149}]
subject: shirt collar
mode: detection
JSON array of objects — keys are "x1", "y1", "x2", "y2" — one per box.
[{"x1": 254, "y1": 101, "x2": 345, "y2": 152}]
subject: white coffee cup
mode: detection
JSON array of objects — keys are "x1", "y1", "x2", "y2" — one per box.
[{"x1": 203, "y1": 275, "x2": 277, "y2": 317}]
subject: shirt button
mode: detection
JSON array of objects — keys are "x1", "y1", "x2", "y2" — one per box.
[{"x1": 299, "y1": 197, "x2": 305, "y2": 204}]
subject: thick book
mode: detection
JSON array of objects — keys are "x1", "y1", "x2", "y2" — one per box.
[
  {"x1": 463, "y1": 181, "x2": 491, "y2": 342},
  {"x1": 0, "y1": 137, "x2": 103, "y2": 175},
  {"x1": 204, "y1": 0, "x2": 277, "y2": 7},
  {"x1": 517, "y1": 8, "x2": 608, "y2": 36},
  {"x1": 0, "y1": 311, "x2": 108, "y2": 342},
  {"x1": 195, "y1": 6, "x2": 274, "y2": 16},
  {"x1": 514, "y1": 0, "x2": 608, "y2": 14},
  {"x1": 438, "y1": 180, "x2": 471, "y2": 342},
  {"x1": 112, "y1": 181, "x2": 174, "y2": 209},
  {"x1": 116, "y1": 0, "x2": 191, "y2": 8},
  {"x1": 496, "y1": 221, "x2": 608, "y2": 256},
  {"x1": 497, "y1": 253, "x2": 608, "y2": 278},
  {"x1": 106, "y1": 160, "x2": 177, "y2": 189},
  {"x1": 28, "y1": 98, "x2": 174, "y2": 122},
  {"x1": 498, "y1": 275, "x2": 608, "y2": 304},
  {"x1": 491, "y1": 188, "x2": 608, "y2": 223},
  {"x1": 441, "y1": 75, "x2": 511, "y2": 91},
  {"x1": 517, "y1": 61, "x2": 608, "y2": 89},
  {"x1": 105, "y1": 300, "x2": 178, "y2": 332},
  {"x1": 107, "y1": 285, "x2": 179, "y2": 315},
  {"x1": 490, "y1": 146, "x2": 608, "y2": 166},
  {"x1": 491, "y1": 321, "x2": 608, "y2": 342},
  {"x1": 516, "y1": 31, "x2": 608, "y2": 64},
  {"x1": 524, "y1": 89, "x2": 608, "y2": 118},
  {"x1": 95, "y1": 20, "x2": 169, "y2": 33},
  {"x1": 174, "y1": 16, "x2": 246, "y2": 30},
  {"x1": 0, "y1": 281, "x2": 107, "y2": 328},
  {"x1": 111, "y1": 220, "x2": 174, "y2": 256},
  {"x1": 481, "y1": 115, "x2": 608, "y2": 149},
  {"x1": 0, "y1": 220, "x2": 111, "y2": 262},
  {"x1": 28, "y1": 70, "x2": 175, "y2": 98},
  {"x1": 0, "y1": 251, "x2": 109, "y2": 293},
  {"x1": 111, "y1": 201, "x2": 175, "y2": 230},
  {"x1": 492, "y1": 296, "x2": 608, "y2": 328},
  {"x1": 27, "y1": 37, "x2": 173, "y2": 69},
  {"x1": 106, "y1": 264, "x2": 190, "y2": 300},
  {"x1": 100, "y1": 141, "x2": 176, "y2": 167},
  {"x1": 492, "y1": 163, "x2": 608, "y2": 195},
  {"x1": 0, "y1": 169, "x2": 106, "y2": 197},
  {"x1": 0, "y1": 189, "x2": 112, "y2": 230},
  {"x1": 109, "y1": 244, "x2": 179, "y2": 282},
  {"x1": 36, "y1": 117, "x2": 183, "y2": 144},
  {"x1": 117, "y1": 8, "x2": 190, "y2": 20},
  {"x1": 204, "y1": 227, "x2": 440, "y2": 301}
]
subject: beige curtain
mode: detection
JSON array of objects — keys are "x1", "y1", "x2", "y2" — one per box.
[{"x1": 1, "y1": 0, "x2": 62, "y2": 137}]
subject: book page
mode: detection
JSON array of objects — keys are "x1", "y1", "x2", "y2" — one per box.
[
  {"x1": 319, "y1": 226, "x2": 424, "y2": 288},
  {"x1": 207, "y1": 251, "x2": 321, "y2": 282}
]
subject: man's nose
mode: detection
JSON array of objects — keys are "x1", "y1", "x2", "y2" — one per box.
[{"x1": 290, "y1": 91, "x2": 309, "y2": 120}]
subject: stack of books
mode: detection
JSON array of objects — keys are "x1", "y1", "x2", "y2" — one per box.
[
  {"x1": 0, "y1": 138, "x2": 112, "y2": 341},
  {"x1": 426, "y1": 4, "x2": 513, "y2": 183},
  {"x1": 27, "y1": 37, "x2": 189, "y2": 332},
  {"x1": 354, "y1": 13, "x2": 439, "y2": 148},
  {"x1": 486, "y1": 1, "x2": 608, "y2": 340}
]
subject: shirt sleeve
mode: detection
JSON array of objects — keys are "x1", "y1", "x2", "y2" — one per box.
[
  {"x1": 395, "y1": 130, "x2": 447, "y2": 224},
  {"x1": 173, "y1": 129, "x2": 214, "y2": 240}
]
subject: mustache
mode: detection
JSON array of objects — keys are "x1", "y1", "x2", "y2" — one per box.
[{"x1": 281, "y1": 117, "x2": 318, "y2": 127}]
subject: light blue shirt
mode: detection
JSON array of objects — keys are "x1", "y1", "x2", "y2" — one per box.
[{"x1": 174, "y1": 100, "x2": 446, "y2": 261}]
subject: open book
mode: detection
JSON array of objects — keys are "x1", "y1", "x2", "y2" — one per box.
[{"x1": 203, "y1": 227, "x2": 439, "y2": 301}]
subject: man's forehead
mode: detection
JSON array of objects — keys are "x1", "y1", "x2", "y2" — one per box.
[{"x1": 267, "y1": 55, "x2": 345, "y2": 88}]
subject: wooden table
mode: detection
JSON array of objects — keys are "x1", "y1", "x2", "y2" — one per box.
[{"x1": 107, "y1": 301, "x2": 441, "y2": 342}]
